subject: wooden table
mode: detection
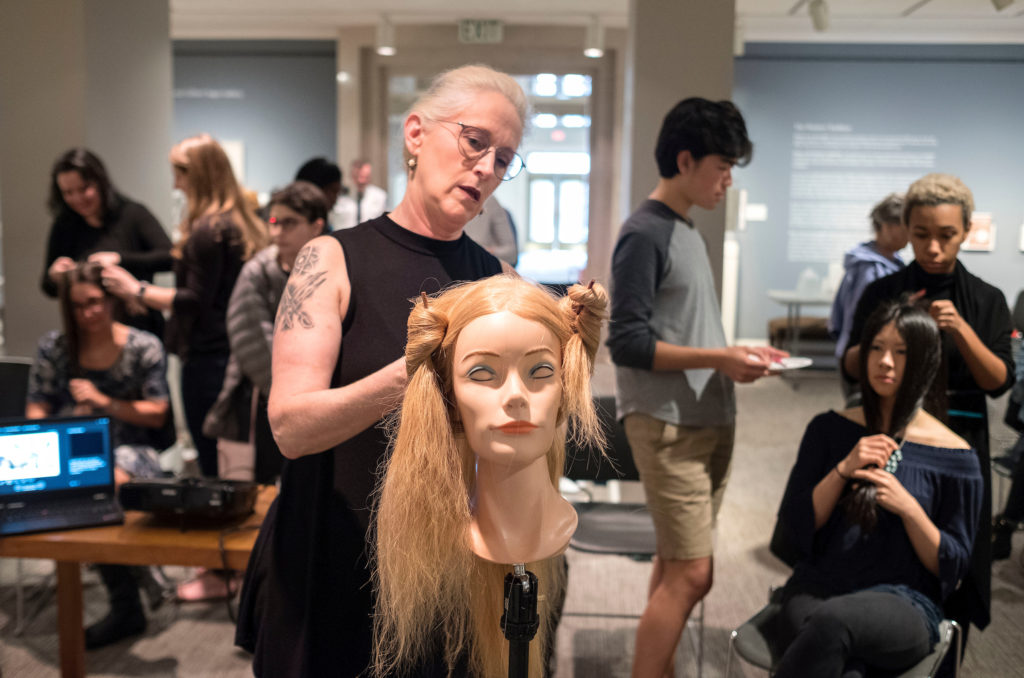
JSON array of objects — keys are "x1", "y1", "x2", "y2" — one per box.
[{"x1": 0, "y1": 485, "x2": 276, "y2": 677}]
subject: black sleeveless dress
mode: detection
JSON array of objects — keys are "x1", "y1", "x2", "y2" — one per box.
[{"x1": 236, "y1": 215, "x2": 502, "y2": 677}]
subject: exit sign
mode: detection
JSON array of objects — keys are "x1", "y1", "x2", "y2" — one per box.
[{"x1": 458, "y1": 19, "x2": 504, "y2": 44}]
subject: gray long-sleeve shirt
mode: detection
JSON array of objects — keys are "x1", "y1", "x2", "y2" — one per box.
[{"x1": 607, "y1": 199, "x2": 734, "y2": 427}]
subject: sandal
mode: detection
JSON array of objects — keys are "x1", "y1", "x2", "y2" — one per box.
[{"x1": 175, "y1": 568, "x2": 242, "y2": 602}]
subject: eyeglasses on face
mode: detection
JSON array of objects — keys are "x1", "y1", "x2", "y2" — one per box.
[
  {"x1": 427, "y1": 118, "x2": 525, "y2": 181},
  {"x1": 268, "y1": 216, "x2": 309, "y2": 229}
]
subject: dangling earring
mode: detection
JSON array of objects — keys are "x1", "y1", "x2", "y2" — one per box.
[{"x1": 407, "y1": 157, "x2": 418, "y2": 172}]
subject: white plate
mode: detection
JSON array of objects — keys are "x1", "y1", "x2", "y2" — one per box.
[{"x1": 770, "y1": 356, "x2": 814, "y2": 371}]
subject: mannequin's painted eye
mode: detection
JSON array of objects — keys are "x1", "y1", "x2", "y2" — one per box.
[
  {"x1": 529, "y1": 362, "x2": 555, "y2": 379},
  {"x1": 467, "y1": 365, "x2": 497, "y2": 382}
]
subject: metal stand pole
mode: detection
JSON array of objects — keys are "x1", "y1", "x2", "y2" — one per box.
[{"x1": 503, "y1": 563, "x2": 539, "y2": 678}]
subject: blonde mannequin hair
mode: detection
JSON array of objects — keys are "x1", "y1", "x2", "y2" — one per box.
[{"x1": 374, "y1": 274, "x2": 608, "y2": 677}]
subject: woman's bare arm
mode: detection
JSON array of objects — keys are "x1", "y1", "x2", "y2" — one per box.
[{"x1": 267, "y1": 236, "x2": 407, "y2": 459}]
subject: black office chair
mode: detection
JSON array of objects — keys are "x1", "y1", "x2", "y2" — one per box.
[
  {"x1": 564, "y1": 395, "x2": 704, "y2": 677},
  {"x1": 0, "y1": 356, "x2": 33, "y2": 418},
  {"x1": 725, "y1": 588, "x2": 960, "y2": 678}
]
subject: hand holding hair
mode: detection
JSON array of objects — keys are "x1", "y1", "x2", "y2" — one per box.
[
  {"x1": 837, "y1": 434, "x2": 899, "y2": 480},
  {"x1": 850, "y1": 467, "x2": 918, "y2": 518}
]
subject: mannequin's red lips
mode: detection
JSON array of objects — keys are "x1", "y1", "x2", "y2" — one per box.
[{"x1": 497, "y1": 421, "x2": 537, "y2": 434}]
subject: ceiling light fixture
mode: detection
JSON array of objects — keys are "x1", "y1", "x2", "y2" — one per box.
[
  {"x1": 584, "y1": 16, "x2": 604, "y2": 58},
  {"x1": 809, "y1": 0, "x2": 829, "y2": 32},
  {"x1": 376, "y1": 15, "x2": 396, "y2": 56},
  {"x1": 991, "y1": 0, "x2": 1013, "y2": 11}
]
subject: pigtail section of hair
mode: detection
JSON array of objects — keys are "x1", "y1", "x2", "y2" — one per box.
[
  {"x1": 373, "y1": 299, "x2": 473, "y2": 677},
  {"x1": 560, "y1": 281, "x2": 609, "y2": 451}
]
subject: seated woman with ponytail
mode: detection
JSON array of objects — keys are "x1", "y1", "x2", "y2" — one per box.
[
  {"x1": 770, "y1": 299, "x2": 983, "y2": 678},
  {"x1": 374, "y1": 274, "x2": 608, "y2": 678}
]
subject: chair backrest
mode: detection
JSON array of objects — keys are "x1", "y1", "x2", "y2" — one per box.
[
  {"x1": 564, "y1": 395, "x2": 640, "y2": 482},
  {"x1": 0, "y1": 357, "x2": 33, "y2": 419}
]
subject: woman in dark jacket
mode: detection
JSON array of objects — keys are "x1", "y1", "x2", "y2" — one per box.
[{"x1": 41, "y1": 148, "x2": 172, "y2": 336}]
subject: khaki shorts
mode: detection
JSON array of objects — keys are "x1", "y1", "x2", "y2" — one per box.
[{"x1": 624, "y1": 413, "x2": 735, "y2": 560}]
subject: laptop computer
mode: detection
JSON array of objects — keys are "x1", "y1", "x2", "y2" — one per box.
[{"x1": 0, "y1": 415, "x2": 123, "y2": 536}]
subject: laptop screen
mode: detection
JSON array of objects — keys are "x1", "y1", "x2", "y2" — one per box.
[{"x1": 0, "y1": 416, "x2": 114, "y2": 497}]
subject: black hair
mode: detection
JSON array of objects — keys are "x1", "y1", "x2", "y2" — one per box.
[
  {"x1": 48, "y1": 148, "x2": 119, "y2": 219},
  {"x1": 654, "y1": 98, "x2": 753, "y2": 178},
  {"x1": 843, "y1": 297, "x2": 945, "y2": 531},
  {"x1": 269, "y1": 181, "x2": 329, "y2": 230},
  {"x1": 294, "y1": 157, "x2": 342, "y2": 191}
]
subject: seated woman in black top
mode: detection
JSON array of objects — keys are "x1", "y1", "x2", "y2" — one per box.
[
  {"x1": 772, "y1": 300, "x2": 983, "y2": 678},
  {"x1": 41, "y1": 148, "x2": 172, "y2": 337}
]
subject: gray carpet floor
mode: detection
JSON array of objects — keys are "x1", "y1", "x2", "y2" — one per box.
[{"x1": 2, "y1": 374, "x2": 1022, "y2": 677}]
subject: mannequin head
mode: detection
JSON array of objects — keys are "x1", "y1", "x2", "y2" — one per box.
[
  {"x1": 453, "y1": 310, "x2": 563, "y2": 468},
  {"x1": 374, "y1": 274, "x2": 607, "y2": 678}
]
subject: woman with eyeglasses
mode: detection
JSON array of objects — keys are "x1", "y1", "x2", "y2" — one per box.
[
  {"x1": 41, "y1": 148, "x2": 173, "y2": 337},
  {"x1": 235, "y1": 64, "x2": 525, "y2": 677},
  {"x1": 27, "y1": 262, "x2": 175, "y2": 648}
]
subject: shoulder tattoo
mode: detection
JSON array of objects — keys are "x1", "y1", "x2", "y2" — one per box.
[{"x1": 275, "y1": 245, "x2": 328, "y2": 332}]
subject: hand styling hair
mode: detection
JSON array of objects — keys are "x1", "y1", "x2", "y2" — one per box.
[
  {"x1": 373, "y1": 274, "x2": 607, "y2": 678},
  {"x1": 844, "y1": 297, "x2": 944, "y2": 531}
]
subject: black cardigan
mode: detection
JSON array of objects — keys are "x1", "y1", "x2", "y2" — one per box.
[
  {"x1": 844, "y1": 260, "x2": 1015, "y2": 400},
  {"x1": 40, "y1": 195, "x2": 173, "y2": 297}
]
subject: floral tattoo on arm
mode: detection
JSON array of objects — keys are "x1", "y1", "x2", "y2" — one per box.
[{"x1": 275, "y1": 245, "x2": 328, "y2": 332}]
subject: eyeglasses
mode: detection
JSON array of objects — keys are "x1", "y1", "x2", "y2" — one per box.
[
  {"x1": 427, "y1": 118, "x2": 525, "y2": 181},
  {"x1": 72, "y1": 297, "x2": 106, "y2": 312},
  {"x1": 268, "y1": 216, "x2": 308, "y2": 229}
]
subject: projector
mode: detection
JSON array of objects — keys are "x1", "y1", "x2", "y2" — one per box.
[{"x1": 119, "y1": 477, "x2": 258, "y2": 523}]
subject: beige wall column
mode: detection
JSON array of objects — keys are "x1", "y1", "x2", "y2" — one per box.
[
  {"x1": 0, "y1": 0, "x2": 172, "y2": 357},
  {"x1": 622, "y1": 0, "x2": 735, "y2": 294}
]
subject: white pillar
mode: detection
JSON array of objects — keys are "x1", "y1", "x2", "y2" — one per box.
[{"x1": 622, "y1": 0, "x2": 735, "y2": 295}]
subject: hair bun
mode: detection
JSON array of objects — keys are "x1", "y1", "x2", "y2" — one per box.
[{"x1": 405, "y1": 294, "x2": 448, "y2": 377}]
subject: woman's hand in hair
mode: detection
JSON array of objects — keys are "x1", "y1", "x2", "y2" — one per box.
[
  {"x1": 99, "y1": 264, "x2": 142, "y2": 299},
  {"x1": 837, "y1": 434, "x2": 898, "y2": 479},
  {"x1": 87, "y1": 251, "x2": 121, "y2": 267},
  {"x1": 928, "y1": 300, "x2": 965, "y2": 336},
  {"x1": 48, "y1": 256, "x2": 75, "y2": 284}
]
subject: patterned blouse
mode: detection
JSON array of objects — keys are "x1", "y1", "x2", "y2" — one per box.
[{"x1": 27, "y1": 328, "x2": 170, "y2": 454}]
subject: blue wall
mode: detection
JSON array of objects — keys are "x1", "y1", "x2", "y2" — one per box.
[
  {"x1": 173, "y1": 40, "x2": 336, "y2": 195},
  {"x1": 733, "y1": 43, "x2": 1024, "y2": 340}
]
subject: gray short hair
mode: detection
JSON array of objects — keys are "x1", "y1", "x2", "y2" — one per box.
[
  {"x1": 869, "y1": 193, "x2": 904, "y2": 232},
  {"x1": 403, "y1": 64, "x2": 529, "y2": 166}
]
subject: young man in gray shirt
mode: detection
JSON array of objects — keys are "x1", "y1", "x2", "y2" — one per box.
[{"x1": 608, "y1": 98, "x2": 785, "y2": 678}]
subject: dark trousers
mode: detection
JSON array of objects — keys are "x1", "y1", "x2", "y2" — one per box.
[
  {"x1": 774, "y1": 589, "x2": 932, "y2": 678},
  {"x1": 1001, "y1": 436, "x2": 1024, "y2": 522},
  {"x1": 96, "y1": 564, "x2": 143, "y2": 616},
  {"x1": 181, "y1": 352, "x2": 228, "y2": 478}
]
